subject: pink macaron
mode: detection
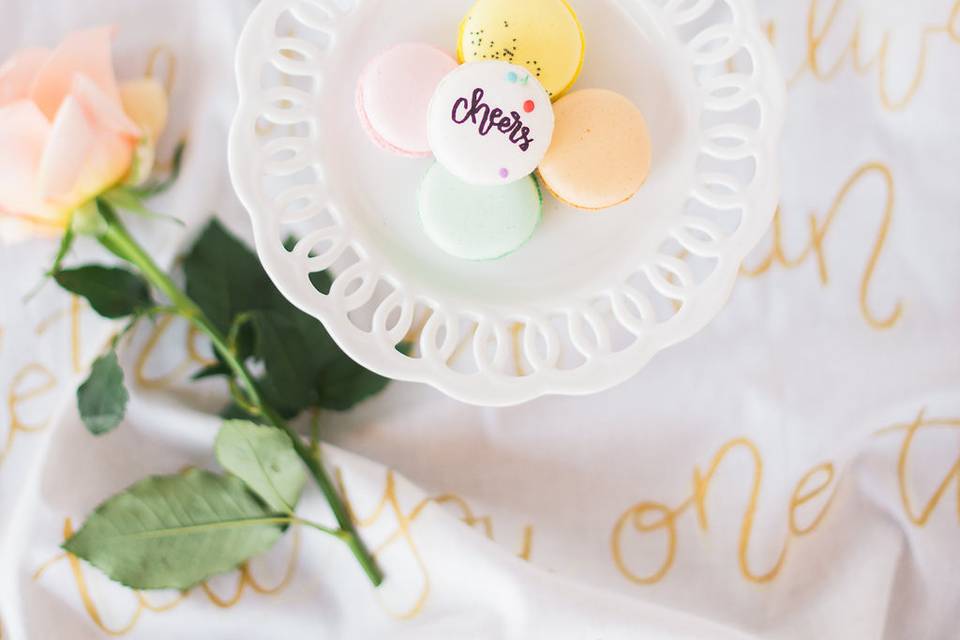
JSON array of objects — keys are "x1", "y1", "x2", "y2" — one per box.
[{"x1": 356, "y1": 43, "x2": 458, "y2": 158}]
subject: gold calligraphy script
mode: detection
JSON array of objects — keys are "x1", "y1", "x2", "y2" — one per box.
[
  {"x1": 33, "y1": 519, "x2": 300, "y2": 637},
  {"x1": 877, "y1": 408, "x2": 960, "y2": 527},
  {"x1": 0, "y1": 298, "x2": 86, "y2": 467},
  {"x1": 741, "y1": 162, "x2": 903, "y2": 331},
  {"x1": 612, "y1": 408, "x2": 960, "y2": 586},
  {"x1": 611, "y1": 438, "x2": 837, "y2": 585},
  {"x1": 133, "y1": 314, "x2": 215, "y2": 389},
  {"x1": 778, "y1": 0, "x2": 960, "y2": 111},
  {"x1": 337, "y1": 469, "x2": 534, "y2": 620}
]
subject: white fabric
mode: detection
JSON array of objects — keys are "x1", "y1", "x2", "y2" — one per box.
[{"x1": 1, "y1": 0, "x2": 959, "y2": 638}]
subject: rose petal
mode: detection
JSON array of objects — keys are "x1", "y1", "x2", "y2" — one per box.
[
  {"x1": 0, "y1": 215, "x2": 32, "y2": 243},
  {"x1": 37, "y1": 95, "x2": 96, "y2": 199},
  {"x1": 73, "y1": 73, "x2": 140, "y2": 137},
  {"x1": 63, "y1": 132, "x2": 134, "y2": 209},
  {"x1": 36, "y1": 94, "x2": 135, "y2": 211},
  {"x1": 119, "y1": 78, "x2": 168, "y2": 142},
  {"x1": 0, "y1": 48, "x2": 51, "y2": 107},
  {"x1": 0, "y1": 212, "x2": 67, "y2": 243},
  {"x1": 0, "y1": 101, "x2": 53, "y2": 218},
  {"x1": 30, "y1": 26, "x2": 120, "y2": 120}
]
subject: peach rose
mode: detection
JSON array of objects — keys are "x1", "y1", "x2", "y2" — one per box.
[{"x1": 0, "y1": 27, "x2": 168, "y2": 243}]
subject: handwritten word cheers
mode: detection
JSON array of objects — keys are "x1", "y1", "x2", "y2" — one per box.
[
  {"x1": 451, "y1": 87, "x2": 536, "y2": 151},
  {"x1": 428, "y1": 61, "x2": 554, "y2": 185}
]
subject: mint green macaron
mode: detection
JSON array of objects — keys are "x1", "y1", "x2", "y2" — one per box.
[{"x1": 418, "y1": 163, "x2": 542, "y2": 261}]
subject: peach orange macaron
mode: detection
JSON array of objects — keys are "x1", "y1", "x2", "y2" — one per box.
[
  {"x1": 537, "y1": 89, "x2": 652, "y2": 211},
  {"x1": 356, "y1": 43, "x2": 458, "y2": 157}
]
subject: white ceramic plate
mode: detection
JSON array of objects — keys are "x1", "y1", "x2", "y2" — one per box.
[{"x1": 229, "y1": 0, "x2": 786, "y2": 406}]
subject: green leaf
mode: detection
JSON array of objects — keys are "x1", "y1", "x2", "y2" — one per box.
[
  {"x1": 55, "y1": 265, "x2": 153, "y2": 319},
  {"x1": 309, "y1": 270, "x2": 333, "y2": 295},
  {"x1": 183, "y1": 220, "x2": 395, "y2": 418},
  {"x1": 314, "y1": 354, "x2": 391, "y2": 412},
  {"x1": 183, "y1": 222, "x2": 327, "y2": 415},
  {"x1": 71, "y1": 199, "x2": 108, "y2": 236},
  {"x1": 77, "y1": 351, "x2": 129, "y2": 436},
  {"x1": 248, "y1": 310, "x2": 339, "y2": 416},
  {"x1": 63, "y1": 469, "x2": 285, "y2": 590},
  {"x1": 100, "y1": 189, "x2": 184, "y2": 226},
  {"x1": 102, "y1": 188, "x2": 155, "y2": 216},
  {"x1": 183, "y1": 220, "x2": 284, "y2": 334},
  {"x1": 127, "y1": 140, "x2": 186, "y2": 198},
  {"x1": 227, "y1": 312, "x2": 258, "y2": 363},
  {"x1": 215, "y1": 421, "x2": 306, "y2": 514}
]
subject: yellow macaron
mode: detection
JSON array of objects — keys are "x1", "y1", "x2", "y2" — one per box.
[
  {"x1": 457, "y1": 0, "x2": 585, "y2": 100},
  {"x1": 538, "y1": 89, "x2": 652, "y2": 211}
]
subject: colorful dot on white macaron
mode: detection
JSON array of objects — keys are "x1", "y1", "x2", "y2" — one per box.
[{"x1": 499, "y1": 168, "x2": 510, "y2": 179}]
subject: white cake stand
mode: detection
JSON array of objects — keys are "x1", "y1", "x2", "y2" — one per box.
[{"x1": 229, "y1": 0, "x2": 786, "y2": 406}]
